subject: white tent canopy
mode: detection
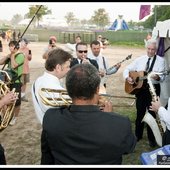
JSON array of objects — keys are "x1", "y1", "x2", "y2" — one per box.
[
  {"x1": 152, "y1": 19, "x2": 170, "y2": 106},
  {"x1": 152, "y1": 19, "x2": 170, "y2": 38}
]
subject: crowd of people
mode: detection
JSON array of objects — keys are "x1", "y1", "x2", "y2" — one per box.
[
  {"x1": 0, "y1": 36, "x2": 32, "y2": 164},
  {"x1": 0, "y1": 33, "x2": 169, "y2": 165}
]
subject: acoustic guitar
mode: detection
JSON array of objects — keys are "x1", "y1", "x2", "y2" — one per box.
[{"x1": 125, "y1": 71, "x2": 148, "y2": 95}]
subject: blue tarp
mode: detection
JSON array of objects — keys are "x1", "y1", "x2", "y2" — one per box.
[{"x1": 109, "y1": 19, "x2": 129, "y2": 31}]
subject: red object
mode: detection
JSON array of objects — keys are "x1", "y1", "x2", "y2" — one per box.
[{"x1": 139, "y1": 5, "x2": 151, "y2": 20}]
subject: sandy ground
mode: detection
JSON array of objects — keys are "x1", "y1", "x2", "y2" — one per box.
[{"x1": 0, "y1": 41, "x2": 145, "y2": 165}]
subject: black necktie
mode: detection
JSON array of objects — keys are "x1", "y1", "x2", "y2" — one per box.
[
  {"x1": 145, "y1": 58, "x2": 151, "y2": 72},
  {"x1": 78, "y1": 59, "x2": 82, "y2": 64}
]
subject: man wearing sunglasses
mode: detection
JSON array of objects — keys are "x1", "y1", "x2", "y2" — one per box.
[{"x1": 70, "y1": 42, "x2": 99, "y2": 70}]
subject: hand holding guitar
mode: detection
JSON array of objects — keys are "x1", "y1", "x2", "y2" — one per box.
[
  {"x1": 115, "y1": 63, "x2": 121, "y2": 69},
  {"x1": 99, "y1": 69, "x2": 105, "y2": 77},
  {"x1": 106, "y1": 54, "x2": 132, "y2": 75},
  {"x1": 126, "y1": 77, "x2": 135, "y2": 85},
  {"x1": 125, "y1": 69, "x2": 170, "y2": 95}
]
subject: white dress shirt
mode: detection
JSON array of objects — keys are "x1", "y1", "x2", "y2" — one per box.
[
  {"x1": 31, "y1": 71, "x2": 66, "y2": 124},
  {"x1": 123, "y1": 54, "x2": 166, "y2": 84},
  {"x1": 88, "y1": 52, "x2": 109, "y2": 70},
  {"x1": 88, "y1": 52, "x2": 110, "y2": 85},
  {"x1": 158, "y1": 98, "x2": 170, "y2": 130}
]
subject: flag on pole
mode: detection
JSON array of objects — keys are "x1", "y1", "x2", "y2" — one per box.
[{"x1": 139, "y1": 5, "x2": 151, "y2": 20}]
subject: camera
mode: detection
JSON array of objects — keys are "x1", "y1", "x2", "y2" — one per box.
[
  {"x1": 49, "y1": 39, "x2": 56, "y2": 48},
  {"x1": 49, "y1": 39, "x2": 53, "y2": 45},
  {"x1": 15, "y1": 43, "x2": 20, "y2": 50}
]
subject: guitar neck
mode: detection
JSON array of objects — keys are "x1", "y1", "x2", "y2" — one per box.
[
  {"x1": 109, "y1": 57, "x2": 129, "y2": 69},
  {"x1": 115, "y1": 54, "x2": 132, "y2": 66},
  {"x1": 106, "y1": 54, "x2": 132, "y2": 75},
  {"x1": 118, "y1": 59, "x2": 126, "y2": 64},
  {"x1": 139, "y1": 75, "x2": 147, "y2": 81}
]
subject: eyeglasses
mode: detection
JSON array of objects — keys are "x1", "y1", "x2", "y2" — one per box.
[{"x1": 78, "y1": 50, "x2": 88, "y2": 53}]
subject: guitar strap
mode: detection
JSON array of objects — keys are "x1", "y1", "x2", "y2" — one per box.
[
  {"x1": 102, "y1": 56, "x2": 107, "y2": 70},
  {"x1": 148, "y1": 55, "x2": 157, "y2": 73},
  {"x1": 2, "y1": 53, "x2": 24, "y2": 70}
]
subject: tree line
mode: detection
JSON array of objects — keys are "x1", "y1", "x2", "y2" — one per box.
[{"x1": 9, "y1": 5, "x2": 170, "y2": 30}]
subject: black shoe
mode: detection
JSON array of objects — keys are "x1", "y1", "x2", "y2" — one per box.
[
  {"x1": 136, "y1": 137, "x2": 142, "y2": 142},
  {"x1": 149, "y1": 140, "x2": 157, "y2": 148}
]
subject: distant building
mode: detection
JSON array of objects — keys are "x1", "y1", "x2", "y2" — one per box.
[
  {"x1": 39, "y1": 15, "x2": 68, "y2": 29},
  {"x1": 18, "y1": 15, "x2": 68, "y2": 29}
]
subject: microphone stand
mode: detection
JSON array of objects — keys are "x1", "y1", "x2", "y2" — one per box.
[{"x1": 17, "y1": 5, "x2": 43, "y2": 46}]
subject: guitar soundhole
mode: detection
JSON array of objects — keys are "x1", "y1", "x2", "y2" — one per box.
[{"x1": 135, "y1": 77, "x2": 139, "y2": 84}]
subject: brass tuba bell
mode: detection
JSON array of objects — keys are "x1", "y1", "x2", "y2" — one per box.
[{"x1": 0, "y1": 78, "x2": 17, "y2": 131}]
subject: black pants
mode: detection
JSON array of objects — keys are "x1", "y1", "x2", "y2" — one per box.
[
  {"x1": 0, "y1": 144, "x2": 6, "y2": 165},
  {"x1": 162, "y1": 128, "x2": 170, "y2": 146},
  {"x1": 135, "y1": 84, "x2": 160, "y2": 143}
]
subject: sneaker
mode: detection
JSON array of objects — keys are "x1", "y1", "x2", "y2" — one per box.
[
  {"x1": 21, "y1": 96, "x2": 28, "y2": 102},
  {"x1": 9, "y1": 117, "x2": 16, "y2": 126}
]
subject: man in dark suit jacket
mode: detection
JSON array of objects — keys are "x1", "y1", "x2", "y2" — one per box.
[
  {"x1": 41, "y1": 64, "x2": 137, "y2": 165},
  {"x1": 70, "y1": 42, "x2": 99, "y2": 70}
]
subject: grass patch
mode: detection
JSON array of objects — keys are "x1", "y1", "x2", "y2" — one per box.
[
  {"x1": 111, "y1": 100, "x2": 160, "y2": 165},
  {"x1": 110, "y1": 41, "x2": 145, "y2": 48}
]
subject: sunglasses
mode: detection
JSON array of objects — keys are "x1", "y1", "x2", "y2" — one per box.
[{"x1": 78, "y1": 50, "x2": 88, "y2": 53}]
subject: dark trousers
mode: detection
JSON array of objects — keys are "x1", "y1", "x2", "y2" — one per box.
[
  {"x1": 0, "y1": 144, "x2": 6, "y2": 165},
  {"x1": 135, "y1": 84, "x2": 160, "y2": 143},
  {"x1": 162, "y1": 128, "x2": 170, "y2": 146}
]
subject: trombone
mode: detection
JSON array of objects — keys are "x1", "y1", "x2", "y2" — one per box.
[
  {"x1": 38, "y1": 86, "x2": 136, "y2": 108},
  {"x1": 99, "y1": 84, "x2": 135, "y2": 107},
  {"x1": 99, "y1": 93, "x2": 136, "y2": 107}
]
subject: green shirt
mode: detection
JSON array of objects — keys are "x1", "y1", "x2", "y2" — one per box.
[{"x1": 8, "y1": 52, "x2": 25, "y2": 83}]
